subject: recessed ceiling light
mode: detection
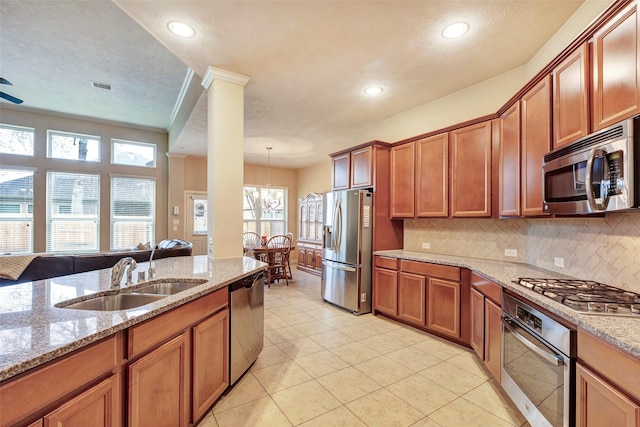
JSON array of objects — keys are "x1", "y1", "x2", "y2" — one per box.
[
  {"x1": 364, "y1": 86, "x2": 383, "y2": 96},
  {"x1": 442, "y1": 22, "x2": 469, "y2": 39},
  {"x1": 168, "y1": 21, "x2": 195, "y2": 38}
]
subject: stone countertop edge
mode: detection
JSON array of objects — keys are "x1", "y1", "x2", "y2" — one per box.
[
  {"x1": 375, "y1": 250, "x2": 640, "y2": 360},
  {"x1": 0, "y1": 255, "x2": 267, "y2": 383}
]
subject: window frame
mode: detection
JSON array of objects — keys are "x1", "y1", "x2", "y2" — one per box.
[
  {"x1": 110, "y1": 174, "x2": 156, "y2": 251},
  {"x1": 111, "y1": 138, "x2": 157, "y2": 168},
  {"x1": 46, "y1": 129, "x2": 101, "y2": 162},
  {"x1": 0, "y1": 123, "x2": 35, "y2": 157},
  {"x1": 0, "y1": 167, "x2": 36, "y2": 253},
  {"x1": 243, "y1": 185, "x2": 288, "y2": 237}
]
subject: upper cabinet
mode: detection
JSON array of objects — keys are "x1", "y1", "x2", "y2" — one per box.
[
  {"x1": 592, "y1": 1, "x2": 640, "y2": 131},
  {"x1": 499, "y1": 102, "x2": 521, "y2": 217},
  {"x1": 553, "y1": 42, "x2": 590, "y2": 148},
  {"x1": 450, "y1": 121, "x2": 492, "y2": 218},
  {"x1": 331, "y1": 153, "x2": 351, "y2": 190},
  {"x1": 351, "y1": 146, "x2": 374, "y2": 188},
  {"x1": 416, "y1": 133, "x2": 449, "y2": 217},
  {"x1": 390, "y1": 142, "x2": 415, "y2": 218}
]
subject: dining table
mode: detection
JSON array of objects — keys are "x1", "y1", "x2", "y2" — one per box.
[{"x1": 243, "y1": 243, "x2": 295, "y2": 281}]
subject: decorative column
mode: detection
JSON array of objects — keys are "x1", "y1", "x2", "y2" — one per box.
[{"x1": 201, "y1": 67, "x2": 250, "y2": 258}]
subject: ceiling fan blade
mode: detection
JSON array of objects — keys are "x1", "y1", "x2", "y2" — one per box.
[
  {"x1": 0, "y1": 78, "x2": 13, "y2": 86},
  {"x1": 0, "y1": 91, "x2": 23, "y2": 104}
]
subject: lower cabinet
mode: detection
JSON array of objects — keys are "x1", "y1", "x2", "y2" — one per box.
[
  {"x1": 373, "y1": 259, "x2": 399, "y2": 317},
  {"x1": 297, "y1": 242, "x2": 322, "y2": 276},
  {"x1": 469, "y1": 274, "x2": 502, "y2": 382},
  {"x1": 427, "y1": 277, "x2": 461, "y2": 339},
  {"x1": 398, "y1": 272, "x2": 426, "y2": 325}
]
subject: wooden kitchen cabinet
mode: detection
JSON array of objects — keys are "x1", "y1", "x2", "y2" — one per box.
[
  {"x1": 450, "y1": 121, "x2": 492, "y2": 217},
  {"x1": 373, "y1": 258, "x2": 398, "y2": 317},
  {"x1": 298, "y1": 192, "x2": 323, "y2": 276},
  {"x1": 427, "y1": 277, "x2": 461, "y2": 339},
  {"x1": 470, "y1": 287, "x2": 486, "y2": 359},
  {"x1": 416, "y1": 133, "x2": 449, "y2": 217},
  {"x1": 398, "y1": 271, "x2": 426, "y2": 326},
  {"x1": 390, "y1": 142, "x2": 415, "y2": 218},
  {"x1": 484, "y1": 298, "x2": 502, "y2": 382},
  {"x1": 499, "y1": 102, "x2": 521, "y2": 217},
  {"x1": 351, "y1": 146, "x2": 374, "y2": 188},
  {"x1": 553, "y1": 42, "x2": 590, "y2": 148},
  {"x1": 470, "y1": 273, "x2": 502, "y2": 382},
  {"x1": 521, "y1": 75, "x2": 552, "y2": 216},
  {"x1": 592, "y1": 1, "x2": 640, "y2": 131},
  {"x1": 44, "y1": 374, "x2": 120, "y2": 427},
  {"x1": 129, "y1": 332, "x2": 190, "y2": 427}
]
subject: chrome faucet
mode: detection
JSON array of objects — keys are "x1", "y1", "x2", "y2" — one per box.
[
  {"x1": 111, "y1": 257, "x2": 138, "y2": 289},
  {"x1": 148, "y1": 244, "x2": 156, "y2": 279}
]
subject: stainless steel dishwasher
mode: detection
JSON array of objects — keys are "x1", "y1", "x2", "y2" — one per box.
[{"x1": 229, "y1": 271, "x2": 264, "y2": 385}]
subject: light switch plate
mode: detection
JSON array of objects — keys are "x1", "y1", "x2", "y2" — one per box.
[
  {"x1": 422, "y1": 242, "x2": 431, "y2": 249},
  {"x1": 505, "y1": 248, "x2": 518, "y2": 257},
  {"x1": 554, "y1": 257, "x2": 565, "y2": 268}
]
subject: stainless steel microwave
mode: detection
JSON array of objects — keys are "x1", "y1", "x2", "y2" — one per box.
[{"x1": 543, "y1": 116, "x2": 639, "y2": 215}]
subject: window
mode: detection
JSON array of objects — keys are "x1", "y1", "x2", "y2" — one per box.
[
  {"x1": 0, "y1": 124, "x2": 34, "y2": 156},
  {"x1": 110, "y1": 176, "x2": 155, "y2": 250},
  {"x1": 112, "y1": 139, "x2": 156, "y2": 168},
  {"x1": 47, "y1": 130, "x2": 100, "y2": 162},
  {"x1": 0, "y1": 168, "x2": 35, "y2": 253},
  {"x1": 243, "y1": 186, "x2": 287, "y2": 236},
  {"x1": 46, "y1": 171, "x2": 100, "y2": 253}
]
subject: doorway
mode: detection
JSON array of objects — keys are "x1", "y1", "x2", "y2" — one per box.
[{"x1": 185, "y1": 191, "x2": 208, "y2": 256}]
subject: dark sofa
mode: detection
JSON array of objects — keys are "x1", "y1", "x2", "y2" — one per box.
[{"x1": 0, "y1": 239, "x2": 192, "y2": 286}]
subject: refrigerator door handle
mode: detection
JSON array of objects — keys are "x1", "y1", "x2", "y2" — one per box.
[
  {"x1": 322, "y1": 260, "x2": 357, "y2": 272},
  {"x1": 335, "y1": 201, "x2": 343, "y2": 250}
]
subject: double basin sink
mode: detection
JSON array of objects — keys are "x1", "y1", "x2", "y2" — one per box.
[{"x1": 55, "y1": 280, "x2": 208, "y2": 311}]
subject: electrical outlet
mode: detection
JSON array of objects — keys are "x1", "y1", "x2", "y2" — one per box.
[
  {"x1": 504, "y1": 248, "x2": 518, "y2": 257},
  {"x1": 422, "y1": 242, "x2": 431, "y2": 249},
  {"x1": 554, "y1": 257, "x2": 565, "y2": 268}
]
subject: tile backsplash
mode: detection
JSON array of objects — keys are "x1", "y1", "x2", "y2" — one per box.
[{"x1": 404, "y1": 212, "x2": 640, "y2": 293}]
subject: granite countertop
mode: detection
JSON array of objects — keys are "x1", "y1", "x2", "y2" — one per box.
[
  {"x1": 0, "y1": 255, "x2": 266, "y2": 383},
  {"x1": 376, "y1": 250, "x2": 640, "y2": 359}
]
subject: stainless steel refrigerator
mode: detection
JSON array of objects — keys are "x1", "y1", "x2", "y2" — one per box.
[{"x1": 321, "y1": 189, "x2": 373, "y2": 314}]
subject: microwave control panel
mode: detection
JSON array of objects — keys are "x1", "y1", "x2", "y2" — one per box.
[{"x1": 606, "y1": 151, "x2": 624, "y2": 196}]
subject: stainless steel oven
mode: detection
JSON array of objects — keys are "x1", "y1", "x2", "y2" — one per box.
[{"x1": 501, "y1": 293, "x2": 575, "y2": 427}]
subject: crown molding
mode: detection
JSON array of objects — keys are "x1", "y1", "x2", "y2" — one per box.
[{"x1": 201, "y1": 66, "x2": 250, "y2": 89}]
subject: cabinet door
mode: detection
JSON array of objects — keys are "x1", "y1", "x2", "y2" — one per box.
[
  {"x1": 44, "y1": 375, "x2": 120, "y2": 427},
  {"x1": 576, "y1": 364, "x2": 640, "y2": 427},
  {"x1": 416, "y1": 133, "x2": 449, "y2": 217},
  {"x1": 297, "y1": 247, "x2": 307, "y2": 267},
  {"x1": 499, "y1": 102, "x2": 521, "y2": 216},
  {"x1": 398, "y1": 272, "x2": 426, "y2": 326},
  {"x1": 390, "y1": 142, "x2": 415, "y2": 218},
  {"x1": 306, "y1": 250, "x2": 314, "y2": 268},
  {"x1": 484, "y1": 298, "x2": 502, "y2": 383},
  {"x1": 192, "y1": 309, "x2": 229, "y2": 422},
  {"x1": 332, "y1": 153, "x2": 351, "y2": 190},
  {"x1": 553, "y1": 42, "x2": 590, "y2": 148},
  {"x1": 316, "y1": 201, "x2": 323, "y2": 242},
  {"x1": 450, "y1": 121, "x2": 492, "y2": 217},
  {"x1": 351, "y1": 146, "x2": 373, "y2": 188},
  {"x1": 521, "y1": 75, "x2": 552, "y2": 216},
  {"x1": 427, "y1": 278, "x2": 460, "y2": 339},
  {"x1": 313, "y1": 250, "x2": 323, "y2": 272},
  {"x1": 470, "y1": 288, "x2": 485, "y2": 359},
  {"x1": 129, "y1": 333, "x2": 190, "y2": 427},
  {"x1": 592, "y1": 2, "x2": 640, "y2": 131},
  {"x1": 299, "y1": 204, "x2": 308, "y2": 240},
  {"x1": 373, "y1": 267, "x2": 398, "y2": 316}
]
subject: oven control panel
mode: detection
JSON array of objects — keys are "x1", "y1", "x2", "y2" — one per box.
[{"x1": 516, "y1": 305, "x2": 542, "y2": 334}]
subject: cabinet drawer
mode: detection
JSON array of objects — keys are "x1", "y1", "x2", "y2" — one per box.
[
  {"x1": 374, "y1": 256, "x2": 399, "y2": 270},
  {"x1": 470, "y1": 272, "x2": 502, "y2": 306},
  {"x1": 128, "y1": 288, "x2": 228, "y2": 358},
  {"x1": 401, "y1": 260, "x2": 460, "y2": 281},
  {"x1": 0, "y1": 334, "x2": 119, "y2": 427}
]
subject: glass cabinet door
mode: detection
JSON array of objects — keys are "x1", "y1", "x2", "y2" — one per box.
[
  {"x1": 316, "y1": 201, "x2": 323, "y2": 243},
  {"x1": 300, "y1": 205, "x2": 307, "y2": 240},
  {"x1": 308, "y1": 203, "x2": 316, "y2": 240}
]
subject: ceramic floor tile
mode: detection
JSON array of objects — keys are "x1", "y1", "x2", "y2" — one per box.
[
  {"x1": 252, "y1": 344, "x2": 291, "y2": 370},
  {"x1": 353, "y1": 355, "x2": 414, "y2": 387},
  {"x1": 359, "y1": 333, "x2": 411, "y2": 354},
  {"x1": 428, "y1": 397, "x2": 518, "y2": 427},
  {"x1": 385, "y1": 346, "x2": 443, "y2": 372},
  {"x1": 316, "y1": 366, "x2": 382, "y2": 404},
  {"x1": 462, "y1": 380, "x2": 527, "y2": 426},
  {"x1": 346, "y1": 388, "x2": 424, "y2": 427},
  {"x1": 293, "y1": 320, "x2": 336, "y2": 336},
  {"x1": 213, "y1": 372, "x2": 268, "y2": 414},
  {"x1": 366, "y1": 316, "x2": 403, "y2": 333},
  {"x1": 253, "y1": 360, "x2": 314, "y2": 394},
  {"x1": 265, "y1": 326, "x2": 307, "y2": 344},
  {"x1": 382, "y1": 326, "x2": 431, "y2": 345},
  {"x1": 410, "y1": 417, "x2": 445, "y2": 427},
  {"x1": 419, "y1": 361, "x2": 487, "y2": 396},
  {"x1": 272, "y1": 380, "x2": 342, "y2": 425},
  {"x1": 412, "y1": 337, "x2": 467, "y2": 360},
  {"x1": 265, "y1": 316, "x2": 291, "y2": 331},
  {"x1": 214, "y1": 396, "x2": 292, "y2": 427},
  {"x1": 299, "y1": 406, "x2": 367, "y2": 427},
  {"x1": 329, "y1": 341, "x2": 382, "y2": 365},
  {"x1": 281, "y1": 312, "x2": 318, "y2": 326},
  {"x1": 446, "y1": 351, "x2": 492, "y2": 379},
  {"x1": 293, "y1": 349, "x2": 350, "y2": 378},
  {"x1": 276, "y1": 337, "x2": 326, "y2": 358},
  {"x1": 306, "y1": 307, "x2": 351, "y2": 321},
  {"x1": 272, "y1": 305, "x2": 304, "y2": 316},
  {"x1": 198, "y1": 411, "x2": 219, "y2": 427},
  {"x1": 386, "y1": 375, "x2": 458, "y2": 415},
  {"x1": 308, "y1": 330, "x2": 355, "y2": 349}
]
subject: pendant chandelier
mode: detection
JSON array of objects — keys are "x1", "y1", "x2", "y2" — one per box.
[{"x1": 261, "y1": 147, "x2": 282, "y2": 211}]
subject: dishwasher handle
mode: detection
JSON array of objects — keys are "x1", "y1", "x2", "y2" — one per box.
[{"x1": 230, "y1": 272, "x2": 264, "y2": 292}]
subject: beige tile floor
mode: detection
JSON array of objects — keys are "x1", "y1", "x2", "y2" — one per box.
[{"x1": 200, "y1": 269, "x2": 530, "y2": 427}]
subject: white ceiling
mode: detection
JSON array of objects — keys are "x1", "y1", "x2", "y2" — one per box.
[{"x1": 1, "y1": 1, "x2": 588, "y2": 168}]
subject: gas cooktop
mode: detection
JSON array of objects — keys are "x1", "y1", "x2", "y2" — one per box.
[{"x1": 515, "y1": 278, "x2": 640, "y2": 317}]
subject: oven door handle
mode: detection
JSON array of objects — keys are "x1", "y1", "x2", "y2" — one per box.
[{"x1": 502, "y1": 317, "x2": 564, "y2": 367}]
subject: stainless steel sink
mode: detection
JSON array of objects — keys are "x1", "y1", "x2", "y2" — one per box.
[
  {"x1": 60, "y1": 293, "x2": 166, "y2": 311},
  {"x1": 130, "y1": 281, "x2": 205, "y2": 295}
]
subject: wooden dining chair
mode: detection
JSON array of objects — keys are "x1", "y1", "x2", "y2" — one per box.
[
  {"x1": 266, "y1": 234, "x2": 292, "y2": 286},
  {"x1": 285, "y1": 232, "x2": 294, "y2": 279},
  {"x1": 243, "y1": 232, "x2": 264, "y2": 260}
]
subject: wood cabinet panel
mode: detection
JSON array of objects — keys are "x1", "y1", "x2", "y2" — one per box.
[
  {"x1": 398, "y1": 272, "x2": 426, "y2": 326},
  {"x1": 313, "y1": 250, "x2": 323, "y2": 272},
  {"x1": 553, "y1": 42, "x2": 590, "y2": 148},
  {"x1": 592, "y1": 2, "x2": 640, "y2": 131},
  {"x1": 351, "y1": 146, "x2": 373, "y2": 188},
  {"x1": 390, "y1": 142, "x2": 415, "y2": 218},
  {"x1": 192, "y1": 309, "x2": 229, "y2": 423},
  {"x1": 427, "y1": 278, "x2": 461, "y2": 339},
  {"x1": 499, "y1": 102, "x2": 521, "y2": 216},
  {"x1": 470, "y1": 287, "x2": 485, "y2": 359},
  {"x1": 470, "y1": 272, "x2": 502, "y2": 305},
  {"x1": 44, "y1": 375, "x2": 120, "y2": 427},
  {"x1": 129, "y1": 333, "x2": 190, "y2": 427},
  {"x1": 521, "y1": 75, "x2": 552, "y2": 216},
  {"x1": 484, "y1": 298, "x2": 502, "y2": 383},
  {"x1": 373, "y1": 266, "x2": 398, "y2": 316},
  {"x1": 416, "y1": 133, "x2": 449, "y2": 217},
  {"x1": 400, "y1": 260, "x2": 460, "y2": 282},
  {"x1": 331, "y1": 153, "x2": 350, "y2": 190},
  {"x1": 576, "y1": 364, "x2": 640, "y2": 427},
  {"x1": 450, "y1": 121, "x2": 492, "y2": 217},
  {"x1": 27, "y1": 421, "x2": 42, "y2": 427},
  {"x1": 374, "y1": 256, "x2": 398, "y2": 270}
]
